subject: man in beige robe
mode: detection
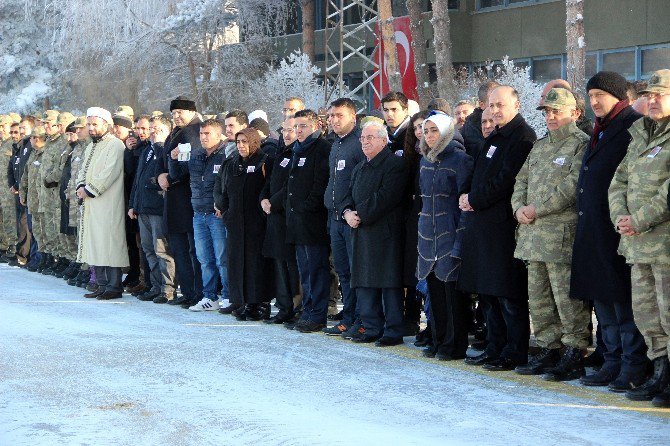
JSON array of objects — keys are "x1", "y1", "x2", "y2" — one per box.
[{"x1": 76, "y1": 107, "x2": 129, "y2": 300}]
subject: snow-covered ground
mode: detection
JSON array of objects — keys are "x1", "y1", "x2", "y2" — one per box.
[{"x1": 1, "y1": 264, "x2": 669, "y2": 446}]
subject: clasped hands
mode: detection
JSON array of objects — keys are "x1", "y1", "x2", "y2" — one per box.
[
  {"x1": 344, "y1": 210, "x2": 361, "y2": 228},
  {"x1": 459, "y1": 194, "x2": 473, "y2": 212},
  {"x1": 515, "y1": 204, "x2": 537, "y2": 224},
  {"x1": 616, "y1": 215, "x2": 639, "y2": 236}
]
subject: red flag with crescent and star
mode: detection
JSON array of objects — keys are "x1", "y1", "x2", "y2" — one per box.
[{"x1": 372, "y1": 16, "x2": 418, "y2": 108}]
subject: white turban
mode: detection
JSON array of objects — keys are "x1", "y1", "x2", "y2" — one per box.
[
  {"x1": 248, "y1": 109, "x2": 268, "y2": 123},
  {"x1": 86, "y1": 107, "x2": 113, "y2": 125}
]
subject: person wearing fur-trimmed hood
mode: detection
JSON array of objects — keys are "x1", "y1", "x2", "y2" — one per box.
[{"x1": 416, "y1": 112, "x2": 474, "y2": 360}]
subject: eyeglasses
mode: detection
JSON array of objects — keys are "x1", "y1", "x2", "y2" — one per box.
[
  {"x1": 282, "y1": 108, "x2": 296, "y2": 113},
  {"x1": 359, "y1": 135, "x2": 381, "y2": 143},
  {"x1": 9, "y1": 131, "x2": 19, "y2": 134},
  {"x1": 281, "y1": 128, "x2": 295, "y2": 134},
  {"x1": 643, "y1": 92, "x2": 669, "y2": 101},
  {"x1": 293, "y1": 123, "x2": 311, "y2": 130},
  {"x1": 541, "y1": 108, "x2": 570, "y2": 117}
]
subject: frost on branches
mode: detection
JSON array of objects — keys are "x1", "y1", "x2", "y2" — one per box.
[
  {"x1": 0, "y1": 0, "x2": 54, "y2": 113},
  {"x1": 455, "y1": 57, "x2": 544, "y2": 135},
  {"x1": 240, "y1": 51, "x2": 340, "y2": 127}
]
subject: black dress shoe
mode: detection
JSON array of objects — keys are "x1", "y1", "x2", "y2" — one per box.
[
  {"x1": 580, "y1": 367, "x2": 620, "y2": 387},
  {"x1": 168, "y1": 295, "x2": 190, "y2": 306},
  {"x1": 609, "y1": 371, "x2": 647, "y2": 393},
  {"x1": 138, "y1": 290, "x2": 161, "y2": 301},
  {"x1": 482, "y1": 357, "x2": 523, "y2": 372},
  {"x1": 422, "y1": 347, "x2": 437, "y2": 358},
  {"x1": 153, "y1": 294, "x2": 169, "y2": 304},
  {"x1": 284, "y1": 319, "x2": 306, "y2": 330},
  {"x1": 436, "y1": 351, "x2": 464, "y2": 361},
  {"x1": 464, "y1": 351, "x2": 499, "y2": 366},
  {"x1": 218, "y1": 303, "x2": 243, "y2": 315},
  {"x1": 96, "y1": 291, "x2": 123, "y2": 300},
  {"x1": 264, "y1": 313, "x2": 294, "y2": 324},
  {"x1": 296, "y1": 321, "x2": 326, "y2": 333},
  {"x1": 375, "y1": 336, "x2": 403, "y2": 347},
  {"x1": 180, "y1": 298, "x2": 201, "y2": 309}
]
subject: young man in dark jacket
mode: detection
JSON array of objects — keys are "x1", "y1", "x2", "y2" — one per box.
[
  {"x1": 284, "y1": 109, "x2": 331, "y2": 333},
  {"x1": 170, "y1": 119, "x2": 228, "y2": 312},
  {"x1": 129, "y1": 115, "x2": 177, "y2": 304}
]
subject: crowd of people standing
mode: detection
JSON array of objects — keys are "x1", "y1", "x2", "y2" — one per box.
[{"x1": 1, "y1": 68, "x2": 669, "y2": 409}]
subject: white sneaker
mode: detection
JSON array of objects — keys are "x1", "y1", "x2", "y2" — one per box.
[{"x1": 189, "y1": 298, "x2": 220, "y2": 312}]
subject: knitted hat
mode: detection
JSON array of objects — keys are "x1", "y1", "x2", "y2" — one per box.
[
  {"x1": 65, "y1": 122, "x2": 77, "y2": 133},
  {"x1": 86, "y1": 107, "x2": 113, "y2": 125},
  {"x1": 169, "y1": 96, "x2": 197, "y2": 112},
  {"x1": 112, "y1": 114, "x2": 133, "y2": 129},
  {"x1": 249, "y1": 118, "x2": 270, "y2": 137},
  {"x1": 586, "y1": 71, "x2": 628, "y2": 101}
]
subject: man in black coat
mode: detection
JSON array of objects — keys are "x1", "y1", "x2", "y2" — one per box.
[
  {"x1": 157, "y1": 96, "x2": 203, "y2": 308},
  {"x1": 7, "y1": 121, "x2": 33, "y2": 266},
  {"x1": 340, "y1": 120, "x2": 407, "y2": 346},
  {"x1": 572, "y1": 72, "x2": 647, "y2": 391},
  {"x1": 461, "y1": 81, "x2": 501, "y2": 158},
  {"x1": 284, "y1": 110, "x2": 331, "y2": 333},
  {"x1": 459, "y1": 86, "x2": 537, "y2": 371},
  {"x1": 260, "y1": 116, "x2": 301, "y2": 324}
]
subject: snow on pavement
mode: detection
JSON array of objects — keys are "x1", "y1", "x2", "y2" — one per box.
[{"x1": 1, "y1": 264, "x2": 669, "y2": 446}]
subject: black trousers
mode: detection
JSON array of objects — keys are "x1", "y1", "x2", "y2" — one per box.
[
  {"x1": 273, "y1": 257, "x2": 300, "y2": 316},
  {"x1": 15, "y1": 199, "x2": 32, "y2": 263},
  {"x1": 480, "y1": 294, "x2": 530, "y2": 363},
  {"x1": 594, "y1": 299, "x2": 648, "y2": 375},
  {"x1": 426, "y1": 273, "x2": 469, "y2": 358},
  {"x1": 124, "y1": 229, "x2": 141, "y2": 284},
  {"x1": 168, "y1": 231, "x2": 202, "y2": 300}
]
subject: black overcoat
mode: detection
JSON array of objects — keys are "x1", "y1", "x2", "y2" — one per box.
[
  {"x1": 458, "y1": 113, "x2": 536, "y2": 299},
  {"x1": 158, "y1": 115, "x2": 202, "y2": 233},
  {"x1": 569, "y1": 106, "x2": 641, "y2": 302},
  {"x1": 219, "y1": 151, "x2": 273, "y2": 304},
  {"x1": 284, "y1": 135, "x2": 331, "y2": 246},
  {"x1": 339, "y1": 148, "x2": 408, "y2": 289},
  {"x1": 260, "y1": 142, "x2": 295, "y2": 259}
]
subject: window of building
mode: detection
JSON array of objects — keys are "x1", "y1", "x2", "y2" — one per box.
[
  {"x1": 476, "y1": 0, "x2": 554, "y2": 10},
  {"x1": 602, "y1": 49, "x2": 636, "y2": 79},
  {"x1": 532, "y1": 56, "x2": 563, "y2": 82},
  {"x1": 478, "y1": 0, "x2": 504, "y2": 8},
  {"x1": 585, "y1": 53, "x2": 598, "y2": 80},
  {"x1": 641, "y1": 46, "x2": 670, "y2": 78}
]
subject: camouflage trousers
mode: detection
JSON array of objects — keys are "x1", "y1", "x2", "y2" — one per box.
[
  {"x1": 631, "y1": 263, "x2": 670, "y2": 360},
  {"x1": 528, "y1": 261, "x2": 591, "y2": 349},
  {"x1": 43, "y1": 205, "x2": 61, "y2": 255},
  {"x1": 0, "y1": 193, "x2": 16, "y2": 254},
  {"x1": 31, "y1": 211, "x2": 45, "y2": 252}
]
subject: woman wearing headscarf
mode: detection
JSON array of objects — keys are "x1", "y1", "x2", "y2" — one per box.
[
  {"x1": 215, "y1": 128, "x2": 273, "y2": 320},
  {"x1": 417, "y1": 112, "x2": 474, "y2": 360}
]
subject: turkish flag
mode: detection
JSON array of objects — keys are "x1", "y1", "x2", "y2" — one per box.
[{"x1": 372, "y1": 16, "x2": 418, "y2": 109}]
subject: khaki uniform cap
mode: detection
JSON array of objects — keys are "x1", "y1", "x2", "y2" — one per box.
[
  {"x1": 0, "y1": 115, "x2": 13, "y2": 126},
  {"x1": 73, "y1": 116, "x2": 87, "y2": 128},
  {"x1": 8, "y1": 112, "x2": 21, "y2": 123},
  {"x1": 32, "y1": 127, "x2": 47, "y2": 138},
  {"x1": 151, "y1": 111, "x2": 164, "y2": 118},
  {"x1": 640, "y1": 69, "x2": 670, "y2": 95},
  {"x1": 116, "y1": 105, "x2": 134, "y2": 117},
  {"x1": 57, "y1": 112, "x2": 75, "y2": 126},
  {"x1": 41, "y1": 109, "x2": 60, "y2": 123},
  {"x1": 537, "y1": 88, "x2": 577, "y2": 110}
]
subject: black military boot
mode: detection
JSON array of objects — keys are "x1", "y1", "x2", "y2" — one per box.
[
  {"x1": 626, "y1": 356, "x2": 670, "y2": 401},
  {"x1": 39, "y1": 254, "x2": 55, "y2": 274},
  {"x1": 652, "y1": 385, "x2": 670, "y2": 408},
  {"x1": 543, "y1": 347, "x2": 585, "y2": 381},
  {"x1": 43, "y1": 255, "x2": 61, "y2": 275},
  {"x1": 514, "y1": 348, "x2": 560, "y2": 375},
  {"x1": 53, "y1": 258, "x2": 71, "y2": 276},
  {"x1": 27, "y1": 253, "x2": 44, "y2": 272},
  {"x1": 36, "y1": 253, "x2": 51, "y2": 273}
]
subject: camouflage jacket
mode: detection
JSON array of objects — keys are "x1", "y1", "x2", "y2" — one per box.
[
  {"x1": 19, "y1": 147, "x2": 44, "y2": 214},
  {"x1": 609, "y1": 117, "x2": 670, "y2": 264},
  {"x1": 66, "y1": 138, "x2": 89, "y2": 226},
  {"x1": 0, "y1": 137, "x2": 12, "y2": 191},
  {"x1": 512, "y1": 122, "x2": 589, "y2": 262},
  {"x1": 38, "y1": 134, "x2": 64, "y2": 213}
]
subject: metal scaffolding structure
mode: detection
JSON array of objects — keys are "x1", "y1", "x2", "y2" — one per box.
[{"x1": 323, "y1": 0, "x2": 381, "y2": 109}]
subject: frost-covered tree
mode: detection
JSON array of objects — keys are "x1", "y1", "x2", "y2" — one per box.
[
  {"x1": 431, "y1": 0, "x2": 455, "y2": 101},
  {"x1": 566, "y1": 0, "x2": 586, "y2": 95},
  {"x1": 406, "y1": 0, "x2": 430, "y2": 107},
  {"x1": 0, "y1": 0, "x2": 55, "y2": 113}
]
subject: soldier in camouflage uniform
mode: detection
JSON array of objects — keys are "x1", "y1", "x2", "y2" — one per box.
[
  {"x1": 512, "y1": 88, "x2": 591, "y2": 381},
  {"x1": 43, "y1": 112, "x2": 76, "y2": 275},
  {"x1": 0, "y1": 115, "x2": 17, "y2": 260},
  {"x1": 609, "y1": 70, "x2": 670, "y2": 406},
  {"x1": 19, "y1": 127, "x2": 48, "y2": 271},
  {"x1": 38, "y1": 110, "x2": 67, "y2": 273}
]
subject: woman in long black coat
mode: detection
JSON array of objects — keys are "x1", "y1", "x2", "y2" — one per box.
[{"x1": 216, "y1": 128, "x2": 273, "y2": 321}]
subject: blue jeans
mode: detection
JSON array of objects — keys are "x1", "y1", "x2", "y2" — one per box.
[
  {"x1": 295, "y1": 244, "x2": 331, "y2": 324},
  {"x1": 193, "y1": 212, "x2": 229, "y2": 301},
  {"x1": 329, "y1": 218, "x2": 357, "y2": 326}
]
